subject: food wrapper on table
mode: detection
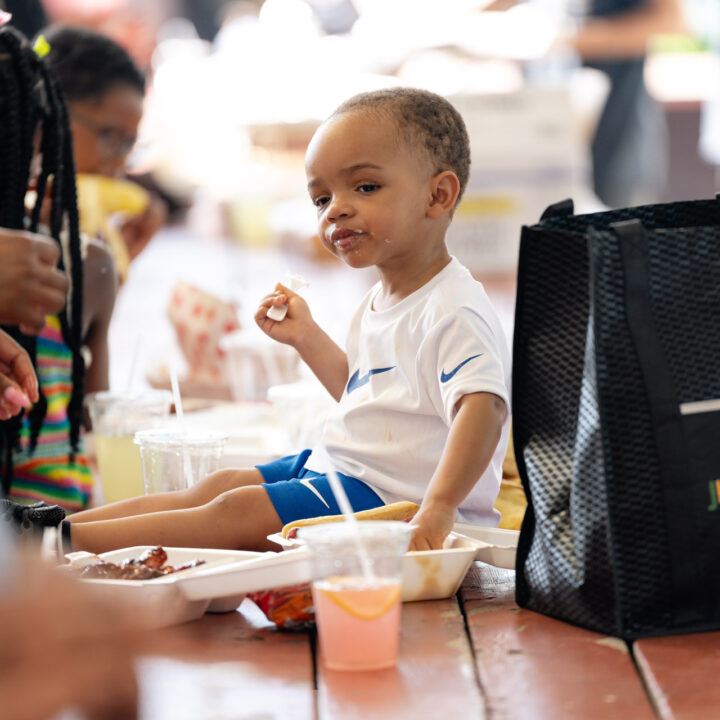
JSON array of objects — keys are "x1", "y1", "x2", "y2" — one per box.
[
  {"x1": 167, "y1": 281, "x2": 240, "y2": 385},
  {"x1": 247, "y1": 584, "x2": 315, "y2": 630}
]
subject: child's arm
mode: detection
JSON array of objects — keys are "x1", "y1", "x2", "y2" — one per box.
[
  {"x1": 255, "y1": 283, "x2": 348, "y2": 401},
  {"x1": 83, "y1": 240, "x2": 118, "y2": 393},
  {"x1": 410, "y1": 391, "x2": 508, "y2": 551}
]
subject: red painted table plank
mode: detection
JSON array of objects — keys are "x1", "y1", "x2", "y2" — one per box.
[
  {"x1": 461, "y1": 563, "x2": 656, "y2": 720},
  {"x1": 317, "y1": 597, "x2": 485, "y2": 720},
  {"x1": 138, "y1": 599, "x2": 315, "y2": 720},
  {"x1": 635, "y1": 632, "x2": 720, "y2": 720}
]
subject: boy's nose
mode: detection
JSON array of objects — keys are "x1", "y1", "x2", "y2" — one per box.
[{"x1": 326, "y1": 196, "x2": 354, "y2": 221}]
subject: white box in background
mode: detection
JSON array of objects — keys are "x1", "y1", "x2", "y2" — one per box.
[{"x1": 448, "y1": 88, "x2": 585, "y2": 276}]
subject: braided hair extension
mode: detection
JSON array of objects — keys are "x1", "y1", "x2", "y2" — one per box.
[{"x1": 0, "y1": 26, "x2": 85, "y2": 494}]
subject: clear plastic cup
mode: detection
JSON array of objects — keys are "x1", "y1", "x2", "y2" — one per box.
[
  {"x1": 86, "y1": 390, "x2": 172, "y2": 504},
  {"x1": 298, "y1": 521, "x2": 413, "y2": 671},
  {"x1": 134, "y1": 430, "x2": 228, "y2": 494},
  {"x1": 219, "y1": 329, "x2": 299, "y2": 402}
]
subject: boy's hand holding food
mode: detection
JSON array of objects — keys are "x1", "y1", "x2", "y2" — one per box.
[
  {"x1": 257, "y1": 278, "x2": 348, "y2": 400},
  {"x1": 255, "y1": 283, "x2": 314, "y2": 347}
]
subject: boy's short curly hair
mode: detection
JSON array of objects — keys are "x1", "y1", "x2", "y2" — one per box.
[{"x1": 333, "y1": 87, "x2": 471, "y2": 205}]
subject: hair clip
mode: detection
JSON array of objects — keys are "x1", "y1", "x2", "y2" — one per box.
[
  {"x1": 33, "y1": 34, "x2": 51, "y2": 58},
  {"x1": 0, "y1": 10, "x2": 12, "y2": 27}
]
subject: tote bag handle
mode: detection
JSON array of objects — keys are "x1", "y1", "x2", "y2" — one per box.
[{"x1": 613, "y1": 219, "x2": 715, "y2": 625}]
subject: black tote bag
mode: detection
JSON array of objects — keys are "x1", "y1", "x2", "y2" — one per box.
[{"x1": 512, "y1": 196, "x2": 720, "y2": 639}]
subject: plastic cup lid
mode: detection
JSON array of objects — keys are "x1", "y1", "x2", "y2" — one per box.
[
  {"x1": 133, "y1": 429, "x2": 229, "y2": 450},
  {"x1": 86, "y1": 390, "x2": 173, "y2": 411}
]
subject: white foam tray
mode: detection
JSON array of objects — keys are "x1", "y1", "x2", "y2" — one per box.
[
  {"x1": 402, "y1": 534, "x2": 479, "y2": 601},
  {"x1": 269, "y1": 524, "x2": 519, "y2": 571},
  {"x1": 65, "y1": 527, "x2": 519, "y2": 629},
  {"x1": 177, "y1": 547, "x2": 314, "y2": 602},
  {"x1": 65, "y1": 546, "x2": 268, "y2": 628},
  {"x1": 263, "y1": 531, "x2": 483, "y2": 602},
  {"x1": 452, "y1": 524, "x2": 519, "y2": 569}
]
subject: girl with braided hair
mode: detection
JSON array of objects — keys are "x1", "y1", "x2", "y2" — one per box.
[
  {"x1": 0, "y1": 24, "x2": 117, "y2": 513},
  {"x1": 42, "y1": 25, "x2": 167, "y2": 282}
]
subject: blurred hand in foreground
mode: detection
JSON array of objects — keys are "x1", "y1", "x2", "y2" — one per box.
[
  {"x1": 0, "y1": 330, "x2": 37, "y2": 419},
  {"x1": 0, "y1": 553, "x2": 142, "y2": 720},
  {"x1": 0, "y1": 228, "x2": 69, "y2": 335}
]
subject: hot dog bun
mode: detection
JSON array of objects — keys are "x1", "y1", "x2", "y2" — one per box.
[{"x1": 281, "y1": 501, "x2": 419, "y2": 539}]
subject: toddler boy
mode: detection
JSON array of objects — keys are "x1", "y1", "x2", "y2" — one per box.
[{"x1": 40, "y1": 88, "x2": 512, "y2": 553}]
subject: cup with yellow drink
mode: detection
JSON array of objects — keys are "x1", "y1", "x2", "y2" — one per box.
[{"x1": 86, "y1": 390, "x2": 172, "y2": 504}]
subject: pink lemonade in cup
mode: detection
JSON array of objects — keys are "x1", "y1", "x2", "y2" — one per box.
[
  {"x1": 299, "y1": 520, "x2": 412, "y2": 671},
  {"x1": 313, "y1": 576, "x2": 402, "y2": 671}
]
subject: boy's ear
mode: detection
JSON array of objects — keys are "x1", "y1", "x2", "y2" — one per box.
[{"x1": 427, "y1": 171, "x2": 461, "y2": 218}]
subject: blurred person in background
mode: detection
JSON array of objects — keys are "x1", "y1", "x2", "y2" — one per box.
[
  {"x1": 43, "y1": 25, "x2": 169, "y2": 280},
  {"x1": 0, "y1": 25, "x2": 116, "y2": 512},
  {"x1": 41, "y1": 0, "x2": 173, "y2": 70},
  {"x1": 483, "y1": 0, "x2": 685, "y2": 208},
  {"x1": 0, "y1": 49, "x2": 144, "y2": 686},
  {"x1": 698, "y1": 9, "x2": 720, "y2": 184},
  {"x1": 175, "y1": 0, "x2": 246, "y2": 41},
  {"x1": 0, "y1": 3, "x2": 66, "y2": 427},
  {"x1": 570, "y1": 0, "x2": 686, "y2": 207}
]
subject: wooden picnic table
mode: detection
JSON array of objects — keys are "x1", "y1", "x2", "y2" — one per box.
[{"x1": 135, "y1": 563, "x2": 720, "y2": 720}]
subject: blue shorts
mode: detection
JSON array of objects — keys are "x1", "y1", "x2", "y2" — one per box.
[{"x1": 256, "y1": 449, "x2": 384, "y2": 525}]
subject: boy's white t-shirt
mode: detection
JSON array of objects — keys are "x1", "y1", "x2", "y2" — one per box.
[{"x1": 305, "y1": 257, "x2": 512, "y2": 525}]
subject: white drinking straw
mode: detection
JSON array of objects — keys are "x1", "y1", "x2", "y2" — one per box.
[
  {"x1": 124, "y1": 332, "x2": 143, "y2": 395},
  {"x1": 316, "y1": 445, "x2": 375, "y2": 581},
  {"x1": 169, "y1": 363, "x2": 194, "y2": 489}
]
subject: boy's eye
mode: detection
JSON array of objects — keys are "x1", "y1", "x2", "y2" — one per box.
[
  {"x1": 313, "y1": 196, "x2": 329, "y2": 208},
  {"x1": 357, "y1": 183, "x2": 379, "y2": 193}
]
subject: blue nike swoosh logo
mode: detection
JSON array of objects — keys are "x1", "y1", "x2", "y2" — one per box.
[
  {"x1": 440, "y1": 354, "x2": 483, "y2": 383},
  {"x1": 346, "y1": 366, "x2": 395, "y2": 394}
]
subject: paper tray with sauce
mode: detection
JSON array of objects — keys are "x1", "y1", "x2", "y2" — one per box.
[
  {"x1": 65, "y1": 546, "x2": 268, "y2": 627},
  {"x1": 402, "y1": 533, "x2": 480, "y2": 601}
]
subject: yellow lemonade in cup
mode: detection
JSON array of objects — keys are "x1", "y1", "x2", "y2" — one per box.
[
  {"x1": 86, "y1": 391, "x2": 172, "y2": 504},
  {"x1": 298, "y1": 520, "x2": 412, "y2": 671},
  {"x1": 94, "y1": 434, "x2": 145, "y2": 503},
  {"x1": 313, "y1": 576, "x2": 402, "y2": 671}
]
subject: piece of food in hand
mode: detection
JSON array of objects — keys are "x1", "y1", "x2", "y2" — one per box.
[
  {"x1": 266, "y1": 272, "x2": 309, "y2": 322},
  {"x1": 281, "y1": 500, "x2": 419, "y2": 540}
]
